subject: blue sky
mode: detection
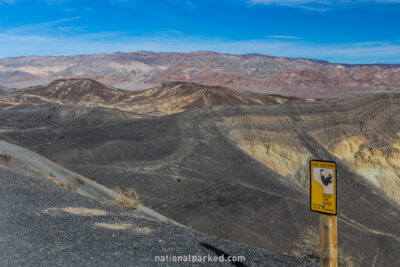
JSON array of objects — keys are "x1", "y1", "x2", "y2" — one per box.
[{"x1": 0, "y1": 0, "x2": 399, "y2": 63}]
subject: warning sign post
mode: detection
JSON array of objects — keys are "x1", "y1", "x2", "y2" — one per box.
[
  {"x1": 310, "y1": 160, "x2": 338, "y2": 267},
  {"x1": 310, "y1": 160, "x2": 337, "y2": 215}
]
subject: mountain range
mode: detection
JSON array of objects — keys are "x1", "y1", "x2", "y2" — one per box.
[{"x1": 1, "y1": 51, "x2": 400, "y2": 99}]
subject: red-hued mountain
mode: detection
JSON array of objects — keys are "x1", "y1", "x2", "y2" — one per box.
[{"x1": 1, "y1": 51, "x2": 400, "y2": 99}]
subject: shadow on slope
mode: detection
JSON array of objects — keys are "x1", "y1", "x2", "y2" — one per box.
[{"x1": 0, "y1": 150, "x2": 314, "y2": 266}]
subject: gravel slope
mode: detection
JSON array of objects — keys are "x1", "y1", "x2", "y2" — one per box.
[{"x1": 0, "y1": 165, "x2": 316, "y2": 266}]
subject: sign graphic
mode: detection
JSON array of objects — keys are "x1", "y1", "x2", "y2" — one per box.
[{"x1": 310, "y1": 160, "x2": 337, "y2": 215}]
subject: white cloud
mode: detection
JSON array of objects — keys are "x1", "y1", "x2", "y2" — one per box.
[
  {"x1": 7, "y1": 17, "x2": 81, "y2": 34},
  {"x1": 42, "y1": 0, "x2": 74, "y2": 4},
  {"x1": 0, "y1": 0, "x2": 16, "y2": 4},
  {"x1": 267, "y1": 35, "x2": 302, "y2": 39},
  {"x1": 252, "y1": 0, "x2": 328, "y2": 4},
  {"x1": 251, "y1": 0, "x2": 400, "y2": 4},
  {"x1": 250, "y1": 0, "x2": 400, "y2": 10}
]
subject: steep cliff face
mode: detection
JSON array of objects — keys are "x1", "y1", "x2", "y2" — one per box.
[
  {"x1": 332, "y1": 135, "x2": 400, "y2": 205},
  {"x1": 239, "y1": 143, "x2": 311, "y2": 190},
  {"x1": 219, "y1": 93, "x2": 400, "y2": 205},
  {"x1": 225, "y1": 116, "x2": 312, "y2": 189}
]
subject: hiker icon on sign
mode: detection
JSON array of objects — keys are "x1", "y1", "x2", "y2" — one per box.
[{"x1": 313, "y1": 167, "x2": 334, "y2": 194}]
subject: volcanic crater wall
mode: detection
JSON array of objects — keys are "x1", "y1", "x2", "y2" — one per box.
[
  {"x1": 218, "y1": 93, "x2": 400, "y2": 205},
  {"x1": 1, "y1": 93, "x2": 400, "y2": 266}
]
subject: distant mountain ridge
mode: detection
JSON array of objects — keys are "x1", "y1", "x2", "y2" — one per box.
[{"x1": 1, "y1": 51, "x2": 400, "y2": 99}]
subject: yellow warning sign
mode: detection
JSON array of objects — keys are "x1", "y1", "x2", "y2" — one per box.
[{"x1": 310, "y1": 160, "x2": 337, "y2": 215}]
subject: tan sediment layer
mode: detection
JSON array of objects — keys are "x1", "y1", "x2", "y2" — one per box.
[
  {"x1": 43, "y1": 207, "x2": 108, "y2": 216},
  {"x1": 94, "y1": 223, "x2": 153, "y2": 234},
  {"x1": 332, "y1": 136, "x2": 400, "y2": 205}
]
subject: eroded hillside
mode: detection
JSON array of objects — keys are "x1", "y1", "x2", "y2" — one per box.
[
  {"x1": 332, "y1": 135, "x2": 400, "y2": 204},
  {"x1": 222, "y1": 94, "x2": 400, "y2": 206},
  {"x1": 1, "y1": 93, "x2": 400, "y2": 266}
]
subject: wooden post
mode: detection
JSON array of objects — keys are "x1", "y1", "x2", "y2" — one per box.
[{"x1": 319, "y1": 214, "x2": 337, "y2": 267}]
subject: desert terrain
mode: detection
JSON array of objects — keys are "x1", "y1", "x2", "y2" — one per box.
[{"x1": 0, "y1": 70, "x2": 399, "y2": 266}]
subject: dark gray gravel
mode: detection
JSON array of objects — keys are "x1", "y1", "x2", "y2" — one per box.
[{"x1": 0, "y1": 168, "x2": 316, "y2": 267}]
